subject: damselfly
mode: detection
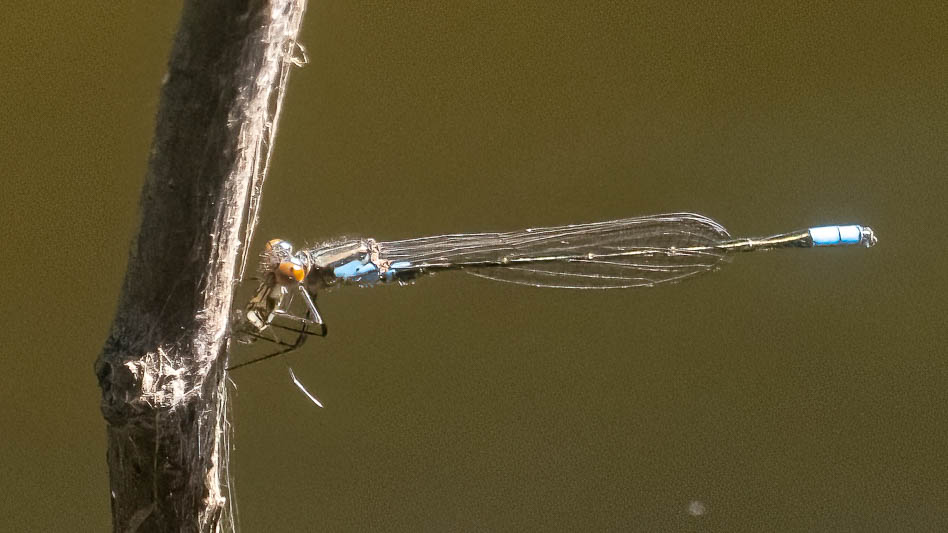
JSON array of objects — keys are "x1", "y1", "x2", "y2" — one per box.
[{"x1": 228, "y1": 212, "x2": 876, "y2": 373}]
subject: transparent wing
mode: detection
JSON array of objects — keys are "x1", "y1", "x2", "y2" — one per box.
[{"x1": 377, "y1": 213, "x2": 732, "y2": 289}]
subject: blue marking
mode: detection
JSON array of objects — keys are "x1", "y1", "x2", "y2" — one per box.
[
  {"x1": 334, "y1": 259, "x2": 364, "y2": 279},
  {"x1": 355, "y1": 263, "x2": 378, "y2": 275},
  {"x1": 334, "y1": 260, "x2": 382, "y2": 283},
  {"x1": 838, "y1": 225, "x2": 862, "y2": 244},
  {"x1": 810, "y1": 226, "x2": 842, "y2": 246},
  {"x1": 810, "y1": 225, "x2": 864, "y2": 246}
]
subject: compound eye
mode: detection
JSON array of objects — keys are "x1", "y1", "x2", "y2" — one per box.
[
  {"x1": 276, "y1": 257, "x2": 307, "y2": 283},
  {"x1": 265, "y1": 239, "x2": 293, "y2": 253},
  {"x1": 263, "y1": 239, "x2": 294, "y2": 269}
]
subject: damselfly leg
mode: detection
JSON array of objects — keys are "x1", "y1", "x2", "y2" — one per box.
[{"x1": 228, "y1": 282, "x2": 327, "y2": 371}]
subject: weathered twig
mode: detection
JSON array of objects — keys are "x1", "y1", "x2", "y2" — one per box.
[{"x1": 95, "y1": 1, "x2": 307, "y2": 531}]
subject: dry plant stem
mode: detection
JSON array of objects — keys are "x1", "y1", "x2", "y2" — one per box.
[{"x1": 95, "y1": 1, "x2": 307, "y2": 531}]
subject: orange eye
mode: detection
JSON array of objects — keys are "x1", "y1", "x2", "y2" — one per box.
[
  {"x1": 263, "y1": 239, "x2": 295, "y2": 270},
  {"x1": 277, "y1": 258, "x2": 307, "y2": 283}
]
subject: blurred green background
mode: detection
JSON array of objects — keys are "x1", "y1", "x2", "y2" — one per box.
[{"x1": 1, "y1": 2, "x2": 945, "y2": 531}]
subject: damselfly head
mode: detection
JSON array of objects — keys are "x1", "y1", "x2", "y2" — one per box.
[{"x1": 263, "y1": 238, "x2": 294, "y2": 267}]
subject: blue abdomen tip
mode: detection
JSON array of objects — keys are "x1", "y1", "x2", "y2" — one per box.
[{"x1": 809, "y1": 225, "x2": 865, "y2": 246}]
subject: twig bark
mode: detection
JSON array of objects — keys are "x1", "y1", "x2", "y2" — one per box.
[{"x1": 95, "y1": 1, "x2": 307, "y2": 531}]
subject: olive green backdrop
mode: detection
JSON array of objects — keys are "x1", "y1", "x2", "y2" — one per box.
[{"x1": 1, "y1": 2, "x2": 945, "y2": 531}]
